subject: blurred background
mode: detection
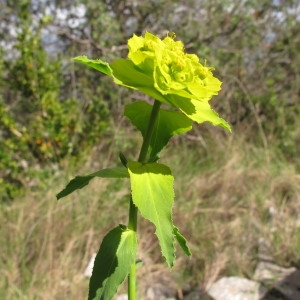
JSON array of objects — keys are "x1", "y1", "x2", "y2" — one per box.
[{"x1": 0, "y1": 0, "x2": 299, "y2": 299}]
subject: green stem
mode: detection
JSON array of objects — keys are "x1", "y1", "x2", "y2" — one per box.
[
  {"x1": 137, "y1": 99, "x2": 162, "y2": 163},
  {"x1": 127, "y1": 99, "x2": 161, "y2": 300},
  {"x1": 128, "y1": 260, "x2": 136, "y2": 300}
]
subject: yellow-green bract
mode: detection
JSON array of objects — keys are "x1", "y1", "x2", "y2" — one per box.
[
  {"x1": 74, "y1": 31, "x2": 231, "y2": 132},
  {"x1": 128, "y1": 32, "x2": 221, "y2": 101}
]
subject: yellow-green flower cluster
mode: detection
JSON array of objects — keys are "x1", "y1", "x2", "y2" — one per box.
[
  {"x1": 73, "y1": 31, "x2": 231, "y2": 131},
  {"x1": 128, "y1": 32, "x2": 221, "y2": 101}
]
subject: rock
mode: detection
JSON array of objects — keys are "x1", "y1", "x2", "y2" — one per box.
[
  {"x1": 258, "y1": 269, "x2": 300, "y2": 300},
  {"x1": 254, "y1": 238, "x2": 300, "y2": 300},
  {"x1": 275, "y1": 269, "x2": 300, "y2": 300},
  {"x1": 84, "y1": 253, "x2": 96, "y2": 277},
  {"x1": 115, "y1": 294, "x2": 128, "y2": 300},
  {"x1": 183, "y1": 288, "x2": 202, "y2": 300},
  {"x1": 253, "y1": 238, "x2": 295, "y2": 284},
  {"x1": 256, "y1": 238, "x2": 275, "y2": 263},
  {"x1": 184, "y1": 287, "x2": 214, "y2": 300},
  {"x1": 139, "y1": 262, "x2": 178, "y2": 300},
  {"x1": 207, "y1": 276, "x2": 268, "y2": 300},
  {"x1": 254, "y1": 261, "x2": 297, "y2": 284},
  {"x1": 145, "y1": 283, "x2": 177, "y2": 300}
]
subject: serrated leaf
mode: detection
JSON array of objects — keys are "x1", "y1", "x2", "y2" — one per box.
[
  {"x1": 56, "y1": 167, "x2": 129, "y2": 200},
  {"x1": 74, "y1": 57, "x2": 167, "y2": 103},
  {"x1": 127, "y1": 161, "x2": 175, "y2": 267},
  {"x1": 124, "y1": 101, "x2": 193, "y2": 158},
  {"x1": 173, "y1": 226, "x2": 192, "y2": 257},
  {"x1": 73, "y1": 57, "x2": 231, "y2": 132},
  {"x1": 73, "y1": 56, "x2": 113, "y2": 76},
  {"x1": 168, "y1": 95, "x2": 231, "y2": 132},
  {"x1": 88, "y1": 225, "x2": 137, "y2": 300},
  {"x1": 110, "y1": 59, "x2": 169, "y2": 104}
]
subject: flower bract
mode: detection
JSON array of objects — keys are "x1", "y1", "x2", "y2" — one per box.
[
  {"x1": 74, "y1": 32, "x2": 231, "y2": 131},
  {"x1": 128, "y1": 32, "x2": 221, "y2": 101}
]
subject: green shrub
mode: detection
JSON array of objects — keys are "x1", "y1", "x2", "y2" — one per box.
[{"x1": 0, "y1": 0, "x2": 110, "y2": 200}]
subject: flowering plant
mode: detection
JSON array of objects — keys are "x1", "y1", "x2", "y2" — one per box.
[
  {"x1": 57, "y1": 32, "x2": 230, "y2": 300},
  {"x1": 74, "y1": 32, "x2": 230, "y2": 131}
]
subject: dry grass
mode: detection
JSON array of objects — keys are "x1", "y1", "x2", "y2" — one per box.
[
  {"x1": 1, "y1": 133, "x2": 299, "y2": 299},
  {"x1": 0, "y1": 176, "x2": 130, "y2": 299},
  {"x1": 168, "y1": 134, "x2": 300, "y2": 291}
]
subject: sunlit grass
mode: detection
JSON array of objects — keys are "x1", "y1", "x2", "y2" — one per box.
[{"x1": 1, "y1": 132, "x2": 299, "y2": 299}]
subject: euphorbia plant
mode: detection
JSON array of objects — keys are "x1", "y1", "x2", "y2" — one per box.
[{"x1": 57, "y1": 32, "x2": 231, "y2": 300}]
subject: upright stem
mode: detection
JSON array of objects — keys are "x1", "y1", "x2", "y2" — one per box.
[
  {"x1": 127, "y1": 100, "x2": 161, "y2": 300},
  {"x1": 137, "y1": 100, "x2": 162, "y2": 164}
]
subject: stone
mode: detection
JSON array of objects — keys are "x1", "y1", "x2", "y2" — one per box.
[
  {"x1": 184, "y1": 288, "x2": 202, "y2": 300},
  {"x1": 84, "y1": 253, "x2": 96, "y2": 277},
  {"x1": 145, "y1": 284, "x2": 177, "y2": 300},
  {"x1": 254, "y1": 261, "x2": 297, "y2": 284},
  {"x1": 254, "y1": 238, "x2": 300, "y2": 300},
  {"x1": 115, "y1": 294, "x2": 128, "y2": 300},
  {"x1": 274, "y1": 269, "x2": 300, "y2": 300},
  {"x1": 257, "y1": 268, "x2": 300, "y2": 300},
  {"x1": 207, "y1": 276, "x2": 268, "y2": 300},
  {"x1": 184, "y1": 287, "x2": 214, "y2": 300}
]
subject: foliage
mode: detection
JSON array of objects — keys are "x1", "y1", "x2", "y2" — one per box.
[
  {"x1": 0, "y1": 0, "x2": 299, "y2": 298},
  {"x1": 1, "y1": 0, "x2": 299, "y2": 200},
  {"x1": 1, "y1": 137, "x2": 300, "y2": 299},
  {"x1": 57, "y1": 32, "x2": 229, "y2": 300},
  {"x1": 88, "y1": 225, "x2": 137, "y2": 300},
  {"x1": 0, "y1": 0, "x2": 110, "y2": 200},
  {"x1": 124, "y1": 101, "x2": 192, "y2": 158},
  {"x1": 0, "y1": 100, "x2": 26, "y2": 200},
  {"x1": 1, "y1": 0, "x2": 298, "y2": 126}
]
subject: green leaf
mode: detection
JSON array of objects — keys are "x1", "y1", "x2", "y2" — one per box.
[
  {"x1": 74, "y1": 56, "x2": 231, "y2": 132},
  {"x1": 168, "y1": 96, "x2": 231, "y2": 132},
  {"x1": 73, "y1": 56, "x2": 231, "y2": 132},
  {"x1": 124, "y1": 101, "x2": 193, "y2": 158},
  {"x1": 173, "y1": 226, "x2": 192, "y2": 257},
  {"x1": 56, "y1": 167, "x2": 129, "y2": 200},
  {"x1": 74, "y1": 56, "x2": 168, "y2": 103},
  {"x1": 110, "y1": 59, "x2": 169, "y2": 104},
  {"x1": 127, "y1": 161, "x2": 175, "y2": 267},
  {"x1": 73, "y1": 56, "x2": 113, "y2": 77},
  {"x1": 88, "y1": 225, "x2": 137, "y2": 300}
]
